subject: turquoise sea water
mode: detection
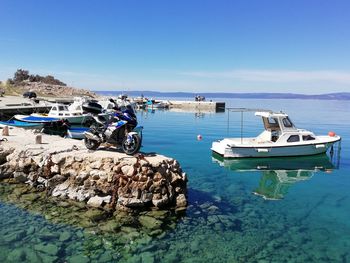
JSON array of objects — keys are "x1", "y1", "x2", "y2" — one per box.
[{"x1": 1, "y1": 98, "x2": 350, "y2": 262}]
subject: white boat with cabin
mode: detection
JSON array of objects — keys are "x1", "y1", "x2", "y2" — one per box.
[
  {"x1": 67, "y1": 97, "x2": 90, "y2": 113},
  {"x1": 146, "y1": 99, "x2": 169, "y2": 109},
  {"x1": 31, "y1": 103, "x2": 91, "y2": 124},
  {"x1": 211, "y1": 109, "x2": 341, "y2": 158},
  {"x1": 98, "y1": 95, "x2": 138, "y2": 112}
]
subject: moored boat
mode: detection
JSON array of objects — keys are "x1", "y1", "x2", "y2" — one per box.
[
  {"x1": 0, "y1": 119, "x2": 44, "y2": 129},
  {"x1": 31, "y1": 103, "x2": 91, "y2": 124},
  {"x1": 146, "y1": 99, "x2": 169, "y2": 109},
  {"x1": 14, "y1": 114, "x2": 60, "y2": 123},
  {"x1": 211, "y1": 109, "x2": 341, "y2": 158}
]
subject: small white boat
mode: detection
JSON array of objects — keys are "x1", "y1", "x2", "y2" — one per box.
[
  {"x1": 31, "y1": 104, "x2": 90, "y2": 124},
  {"x1": 97, "y1": 95, "x2": 137, "y2": 112},
  {"x1": 146, "y1": 99, "x2": 169, "y2": 109},
  {"x1": 68, "y1": 97, "x2": 89, "y2": 113},
  {"x1": 116, "y1": 94, "x2": 138, "y2": 111},
  {"x1": 31, "y1": 100, "x2": 112, "y2": 125},
  {"x1": 97, "y1": 98, "x2": 115, "y2": 112},
  {"x1": 211, "y1": 109, "x2": 341, "y2": 158},
  {"x1": 70, "y1": 97, "x2": 115, "y2": 116}
]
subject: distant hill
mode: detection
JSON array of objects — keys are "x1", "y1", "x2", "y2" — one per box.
[{"x1": 95, "y1": 90, "x2": 350, "y2": 100}]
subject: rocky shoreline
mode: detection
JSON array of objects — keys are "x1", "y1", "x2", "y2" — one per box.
[{"x1": 0, "y1": 128, "x2": 187, "y2": 212}]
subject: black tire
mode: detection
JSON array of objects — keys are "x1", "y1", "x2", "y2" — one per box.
[
  {"x1": 122, "y1": 134, "x2": 141, "y2": 155},
  {"x1": 84, "y1": 138, "x2": 100, "y2": 150}
]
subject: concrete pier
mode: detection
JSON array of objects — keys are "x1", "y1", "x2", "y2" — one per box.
[
  {"x1": 167, "y1": 100, "x2": 225, "y2": 112},
  {"x1": 0, "y1": 96, "x2": 51, "y2": 120}
]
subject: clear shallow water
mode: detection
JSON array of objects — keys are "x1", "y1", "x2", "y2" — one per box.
[{"x1": 1, "y1": 98, "x2": 350, "y2": 262}]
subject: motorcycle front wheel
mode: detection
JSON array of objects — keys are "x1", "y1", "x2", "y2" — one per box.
[
  {"x1": 84, "y1": 138, "x2": 100, "y2": 150},
  {"x1": 122, "y1": 134, "x2": 141, "y2": 155}
]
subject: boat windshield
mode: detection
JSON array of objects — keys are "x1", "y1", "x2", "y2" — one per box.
[
  {"x1": 58, "y1": 105, "x2": 68, "y2": 111},
  {"x1": 262, "y1": 117, "x2": 281, "y2": 131},
  {"x1": 282, "y1": 117, "x2": 294, "y2": 128}
]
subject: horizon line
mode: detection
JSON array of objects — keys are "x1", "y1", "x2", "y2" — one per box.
[{"x1": 93, "y1": 90, "x2": 350, "y2": 96}]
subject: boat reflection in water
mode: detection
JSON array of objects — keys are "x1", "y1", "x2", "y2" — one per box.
[{"x1": 212, "y1": 152, "x2": 340, "y2": 200}]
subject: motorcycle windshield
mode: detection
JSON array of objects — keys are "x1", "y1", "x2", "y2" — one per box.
[{"x1": 115, "y1": 120, "x2": 127, "y2": 128}]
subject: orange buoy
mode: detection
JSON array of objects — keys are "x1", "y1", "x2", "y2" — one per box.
[
  {"x1": 197, "y1": 134, "x2": 202, "y2": 140},
  {"x1": 328, "y1": 131, "x2": 336, "y2": 137}
]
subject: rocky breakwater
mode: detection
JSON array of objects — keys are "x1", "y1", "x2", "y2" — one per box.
[{"x1": 0, "y1": 128, "x2": 187, "y2": 212}]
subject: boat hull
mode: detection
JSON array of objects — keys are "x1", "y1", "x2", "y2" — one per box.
[
  {"x1": 30, "y1": 113, "x2": 92, "y2": 124},
  {"x1": 14, "y1": 115, "x2": 60, "y2": 123},
  {"x1": 0, "y1": 120, "x2": 44, "y2": 129},
  {"x1": 211, "y1": 136, "x2": 341, "y2": 158},
  {"x1": 58, "y1": 115, "x2": 88, "y2": 124}
]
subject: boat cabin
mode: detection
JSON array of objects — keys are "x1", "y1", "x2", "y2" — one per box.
[
  {"x1": 254, "y1": 111, "x2": 316, "y2": 144},
  {"x1": 50, "y1": 104, "x2": 82, "y2": 117}
]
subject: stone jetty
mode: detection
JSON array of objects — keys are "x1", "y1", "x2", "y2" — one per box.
[{"x1": 0, "y1": 127, "x2": 187, "y2": 212}]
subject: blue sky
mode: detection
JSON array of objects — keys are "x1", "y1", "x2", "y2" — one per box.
[{"x1": 1, "y1": 0, "x2": 350, "y2": 93}]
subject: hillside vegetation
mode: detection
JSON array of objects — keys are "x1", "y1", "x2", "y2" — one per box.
[{"x1": 1, "y1": 69, "x2": 96, "y2": 98}]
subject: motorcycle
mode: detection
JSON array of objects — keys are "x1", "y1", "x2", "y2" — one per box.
[{"x1": 83, "y1": 100, "x2": 143, "y2": 155}]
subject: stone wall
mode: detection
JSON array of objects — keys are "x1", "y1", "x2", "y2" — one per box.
[{"x1": 0, "y1": 128, "x2": 187, "y2": 212}]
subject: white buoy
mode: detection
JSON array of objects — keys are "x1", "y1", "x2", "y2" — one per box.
[{"x1": 197, "y1": 134, "x2": 202, "y2": 140}]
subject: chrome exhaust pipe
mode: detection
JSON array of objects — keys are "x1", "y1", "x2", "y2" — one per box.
[{"x1": 84, "y1": 132, "x2": 101, "y2": 142}]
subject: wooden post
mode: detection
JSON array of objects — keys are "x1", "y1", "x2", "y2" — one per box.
[
  {"x1": 2, "y1": 126, "x2": 9, "y2": 136},
  {"x1": 35, "y1": 134, "x2": 42, "y2": 144}
]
